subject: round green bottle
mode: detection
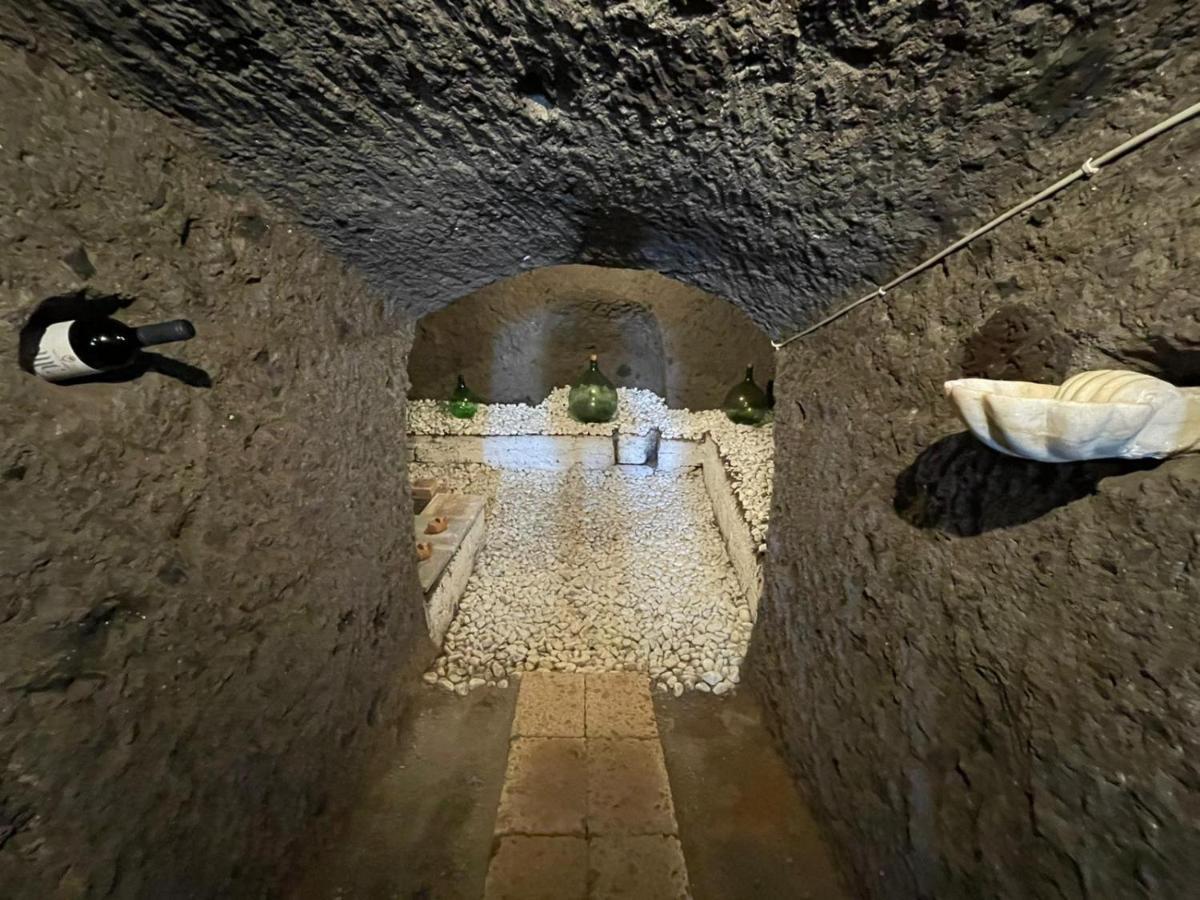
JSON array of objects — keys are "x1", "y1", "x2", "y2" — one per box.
[
  {"x1": 722, "y1": 365, "x2": 770, "y2": 426},
  {"x1": 447, "y1": 374, "x2": 479, "y2": 419},
  {"x1": 568, "y1": 354, "x2": 618, "y2": 423}
]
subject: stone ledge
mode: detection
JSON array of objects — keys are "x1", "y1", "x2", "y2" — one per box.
[{"x1": 416, "y1": 493, "x2": 487, "y2": 645}]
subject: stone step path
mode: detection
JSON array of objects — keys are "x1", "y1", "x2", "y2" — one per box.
[
  {"x1": 289, "y1": 676, "x2": 850, "y2": 899},
  {"x1": 485, "y1": 672, "x2": 690, "y2": 899}
]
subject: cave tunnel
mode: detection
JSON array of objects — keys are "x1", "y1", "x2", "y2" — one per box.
[{"x1": 2, "y1": 2, "x2": 1199, "y2": 899}]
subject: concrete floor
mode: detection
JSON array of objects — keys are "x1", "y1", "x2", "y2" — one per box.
[
  {"x1": 291, "y1": 686, "x2": 517, "y2": 900},
  {"x1": 292, "y1": 680, "x2": 850, "y2": 899},
  {"x1": 655, "y1": 690, "x2": 852, "y2": 900}
]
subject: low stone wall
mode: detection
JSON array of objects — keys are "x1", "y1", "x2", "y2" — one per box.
[
  {"x1": 700, "y1": 438, "x2": 764, "y2": 619},
  {"x1": 419, "y1": 495, "x2": 487, "y2": 646}
]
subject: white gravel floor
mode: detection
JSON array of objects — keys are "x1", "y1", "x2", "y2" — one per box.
[
  {"x1": 408, "y1": 386, "x2": 774, "y2": 545},
  {"x1": 412, "y1": 462, "x2": 753, "y2": 696}
]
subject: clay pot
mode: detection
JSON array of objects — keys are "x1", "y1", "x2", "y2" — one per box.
[
  {"x1": 425, "y1": 516, "x2": 449, "y2": 535},
  {"x1": 416, "y1": 541, "x2": 433, "y2": 562}
]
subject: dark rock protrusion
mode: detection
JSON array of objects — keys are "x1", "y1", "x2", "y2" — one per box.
[{"x1": 62, "y1": 244, "x2": 96, "y2": 279}]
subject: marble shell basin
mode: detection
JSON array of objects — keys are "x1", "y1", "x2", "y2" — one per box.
[{"x1": 944, "y1": 370, "x2": 1200, "y2": 463}]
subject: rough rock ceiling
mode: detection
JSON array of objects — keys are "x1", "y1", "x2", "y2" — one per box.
[{"x1": 4, "y1": 1, "x2": 1192, "y2": 334}]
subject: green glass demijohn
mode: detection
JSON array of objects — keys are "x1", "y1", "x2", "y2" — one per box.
[
  {"x1": 722, "y1": 365, "x2": 770, "y2": 426},
  {"x1": 446, "y1": 373, "x2": 479, "y2": 419},
  {"x1": 568, "y1": 354, "x2": 618, "y2": 423}
]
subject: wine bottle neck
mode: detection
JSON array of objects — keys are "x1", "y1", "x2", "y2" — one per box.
[{"x1": 135, "y1": 320, "x2": 196, "y2": 347}]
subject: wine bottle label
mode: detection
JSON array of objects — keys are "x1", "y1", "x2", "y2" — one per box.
[{"x1": 32, "y1": 321, "x2": 100, "y2": 381}]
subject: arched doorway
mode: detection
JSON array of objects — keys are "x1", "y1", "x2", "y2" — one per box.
[
  {"x1": 405, "y1": 265, "x2": 777, "y2": 697},
  {"x1": 407, "y1": 264, "x2": 774, "y2": 409}
]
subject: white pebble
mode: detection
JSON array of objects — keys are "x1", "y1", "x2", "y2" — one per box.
[{"x1": 412, "y1": 388, "x2": 771, "y2": 693}]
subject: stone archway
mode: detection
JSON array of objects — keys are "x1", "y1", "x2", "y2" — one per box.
[{"x1": 407, "y1": 264, "x2": 774, "y2": 409}]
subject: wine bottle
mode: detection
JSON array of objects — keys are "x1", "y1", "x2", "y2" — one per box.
[
  {"x1": 29, "y1": 316, "x2": 196, "y2": 382},
  {"x1": 447, "y1": 374, "x2": 480, "y2": 419},
  {"x1": 568, "y1": 354, "x2": 618, "y2": 423},
  {"x1": 722, "y1": 365, "x2": 770, "y2": 426}
]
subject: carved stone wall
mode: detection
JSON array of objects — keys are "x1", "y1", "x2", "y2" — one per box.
[{"x1": 0, "y1": 45, "x2": 428, "y2": 898}]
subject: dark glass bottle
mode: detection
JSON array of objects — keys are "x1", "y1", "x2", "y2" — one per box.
[
  {"x1": 568, "y1": 354, "x2": 618, "y2": 423},
  {"x1": 723, "y1": 365, "x2": 770, "y2": 426},
  {"x1": 30, "y1": 316, "x2": 195, "y2": 382},
  {"x1": 447, "y1": 374, "x2": 479, "y2": 419}
]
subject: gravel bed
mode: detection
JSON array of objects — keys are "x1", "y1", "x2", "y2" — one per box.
[
  {"x1": 412, "y1": 463, "x2": 753, "y2": 696},
  {"x1": 408, "y1": 387, "x2": 773, "y2": 545}
]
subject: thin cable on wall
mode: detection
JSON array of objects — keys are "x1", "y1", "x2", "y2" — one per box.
[{"x1": 772, "y1": 99, "x2": 1200, "y2": 350}]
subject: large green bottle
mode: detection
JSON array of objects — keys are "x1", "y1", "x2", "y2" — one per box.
[
  {"x1": 568, "y1": 354, "x2": 618, "y2": 423},
  {"x1": 447, "y1": 373, "x2": 479, "y2": 419},
  {"x1": 722, "y1": 365, "x2": 770, "y2": 426}
]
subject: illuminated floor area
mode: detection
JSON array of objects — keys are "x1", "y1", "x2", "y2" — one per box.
[
  {"x1": 410, "y1": 463, "x2": 753, "y2": 696},
  {"x1": 407, "y1": 387, "x2": 774, "y2": 546}
]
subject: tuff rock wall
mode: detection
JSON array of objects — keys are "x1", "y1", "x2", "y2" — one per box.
[
  {"x1": 0, "y1": 44, "x2": 426, "y2": 899},
  {"x1": 756, "y1": 56, "x2": 1200, "y2": 900},
  {"x1": 10, "y1": 1, "x2": 1191, "y2": 335},
  {"x1": 408, "y1": 265, "x2": 774, "y2": 408},
  {"x1": 3, "y1": 2, "x2": 1199, "y2": 899}
]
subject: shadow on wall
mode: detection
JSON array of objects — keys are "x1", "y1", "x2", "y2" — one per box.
[
  {"x1": 894, "y1": 432, "x2": 1161, "y2": 536},
  {"x1": 1103, "y1": 337, "x2": 1200, "y2": 388}
]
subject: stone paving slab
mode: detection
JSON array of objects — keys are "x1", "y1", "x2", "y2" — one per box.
[
  {"x1": 589, "y1": 834, "x2": 691, "y2": 900},
  {"x1": 488, "y1": 673, "x2": 691, "y2": 896},
  {"x1": 513, "y1": 671, "x2": 586, "y2": 737},
  {"x1": 485, "y1": 836, "x2": 588, "y2": 900},
  {"x1": 586, "y1": 737, "x2": 678, "y2": 836},
  {"x1": 585, "y1": 672, "x2": 657, "y2": 738},
  {"x1": 495, "y1": 738, "x2": 587, "y2": 836}
]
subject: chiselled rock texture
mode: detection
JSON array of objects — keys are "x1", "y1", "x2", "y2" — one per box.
[
  {"x1": 6, "y1": 1, "x2": 1193, "y2": 335},
  {"x1": 408, "y1": 265, "x2": 774, "y2": 408},
  {"x1": 0, "y1": 48, "x2": 425, "y2": 898},
  {"x1": 2, "y1": 2, "x2": 1199, "y2": 899},
  {"x1": 755, "y1": 60, "x2": 1200, "y2": 900}
]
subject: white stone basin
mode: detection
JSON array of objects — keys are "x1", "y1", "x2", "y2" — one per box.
[{"x1": 945, "y1": 370, "x2": 1200, "y2": 463}]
